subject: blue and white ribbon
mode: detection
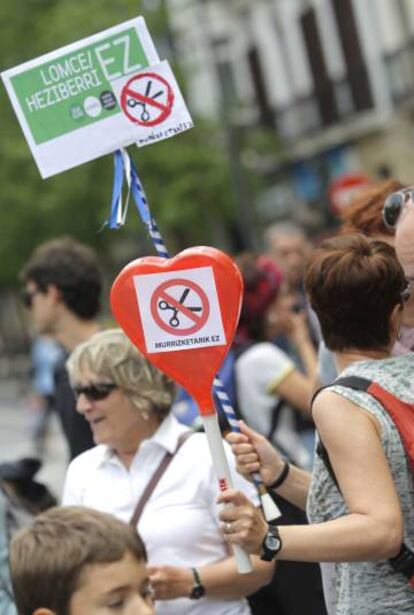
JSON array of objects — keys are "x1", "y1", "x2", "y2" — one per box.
[
  {"x1": 107, "y1": 150, "x2": 126, "y2": 229},
  {"x1": 107, "y1": 149, "x2": 146, "y2": 229},
  {"x1": 129, "y1": 158, "x2": 152, "y2": 228},
  {"x1": 213, "y1": 376, "x2": 281, "y2": 519}
]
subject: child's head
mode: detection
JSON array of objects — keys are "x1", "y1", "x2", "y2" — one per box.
[{"x1": 10, "y1": 506, "x2": 154, "y2": 615}]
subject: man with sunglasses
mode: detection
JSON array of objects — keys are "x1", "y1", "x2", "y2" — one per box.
[
  {"x1": 20, "y1": 237, "x2": 101, "y2": 460},
  {"x1": 383, "y1": 188, "x2": 414, "y2": 284}
]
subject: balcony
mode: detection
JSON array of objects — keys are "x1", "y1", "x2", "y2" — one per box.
[
  {"x1": 275, "y1": 79, "x2": 356, "y2": 142},
  {"x1": 383, "y1": 40, "x2": 414, "y2": 105},
  {"x1": 274, "y1": 60, "x2": 376, "y2": 146}
]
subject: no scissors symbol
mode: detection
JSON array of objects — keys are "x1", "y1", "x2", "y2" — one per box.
[
  {"x1": 120, "y1": 72, "x2": 175, "y2": 127},
  {"x1": 151, "y1": 279, "x2": 210, "y2": 336}
]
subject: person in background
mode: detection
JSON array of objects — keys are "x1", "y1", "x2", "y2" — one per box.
[
  {"x1": 263, "y1": 222, "x2": 312, "y2": 302},
  {"x1": 340, "y1": 179, "x2": 403, "y2": 243},
  {"x1": 386, "y1": 185, "x2": 414, "y2": 367},
  {"x1": 234, "y1": 254, "x2": 316, "y2": 469},
  {"x1": 9, "y1": 506, "x2": 154, "y2": 615},
  {"x1": 27, "y1": 336, "x2": 64, "y2": 456},
  {"x1": 219, "y1": 234, "x2": 414, "y2": 615},
  {"x1": 263, "y1": 223, "x2": 319, "y2": 458},
  {"x1": 234, "y1": 254, "x2": 325, "y2": 615},
  {"x1": 0, "y1": 457, "x2": 57, "y2": 615},
  {"x1": 263, "y1": 220, "x2": 319, "y2": 340},
  {"x1": 0, "y1": 492, "x2": 17, "y2": 615},
  {"x1": 62, "y1": 329, "x2": 273, "y2": 615},
  {"x1": 385, "y1": 185, "x2": 414, "y2": 283},
  {"x1": 20, "y1": 237, "x2": 101, "y2": 460}
]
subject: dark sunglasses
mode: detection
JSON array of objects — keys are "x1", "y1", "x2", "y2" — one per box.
[
  {"x1": 21, "y1": 289, "x2": 42, "y2": 309},
  {"x1": 382, "y1": 189, "x2": 414, "y2": 229},
  {"x1": 73, "y1": 382, "x2": 117, "y2": 402}
]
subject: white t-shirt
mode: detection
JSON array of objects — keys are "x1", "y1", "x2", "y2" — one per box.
[
  {"x1": 62, "y1": 414, "x2": 255, "y2": 615},
  {"x1": 236, "y1": 342, "x2": 310, "y2": 468}
]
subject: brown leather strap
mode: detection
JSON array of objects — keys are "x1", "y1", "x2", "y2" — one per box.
[{"x1": 130, "y1": 430, "x2": 193, "y2": 528}]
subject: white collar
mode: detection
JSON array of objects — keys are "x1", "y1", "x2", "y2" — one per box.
[
  {"x1": 98, "y1": 414, "x2": 188, "y2": 467},
  {"x1": 150, "y1": 413, "x2": 188, "y2": 454}
]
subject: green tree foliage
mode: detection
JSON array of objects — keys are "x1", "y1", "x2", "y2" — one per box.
[{"x1": 0, "y1": 0, "x2": 236, "y2": 288}]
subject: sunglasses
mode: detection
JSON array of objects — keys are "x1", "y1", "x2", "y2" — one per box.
[
  {"x1": 21, "y1": 289, "x2": 42, "y2": 309},
  {"x1": 73, "y1": 382, "x2": 117, "y2": 402},
  {"x1": 382, "y1": 189, "x2": 414, "y2": 229},
  {"x1": 402, "y1": 281, "x2": 413, "y2": 303}
]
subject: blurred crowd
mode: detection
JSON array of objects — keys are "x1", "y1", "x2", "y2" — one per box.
[{"x1": 1, "y1": 177, "x2": 414, "y2": 615}]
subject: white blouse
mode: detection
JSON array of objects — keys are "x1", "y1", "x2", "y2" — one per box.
[{"x1": 62, "y1": 413, "x2": 256, "y2": 615}]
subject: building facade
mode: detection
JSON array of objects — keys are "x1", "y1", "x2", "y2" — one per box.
[{"x1": 166, "y1": 0, "x2": 414, "y2": 230}]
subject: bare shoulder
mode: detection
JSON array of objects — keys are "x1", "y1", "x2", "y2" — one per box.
[{"x1": 312, "y1": 389, "x2": 380, "y2": 440}]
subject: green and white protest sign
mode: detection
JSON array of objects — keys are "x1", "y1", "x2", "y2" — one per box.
[{"x1": 1, "y1": 17, "x2": 162, "y2": 177}]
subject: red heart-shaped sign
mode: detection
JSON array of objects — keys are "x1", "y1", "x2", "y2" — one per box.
[{"x1": 110, "y1": 246, "x2": 243, "y2": 415}]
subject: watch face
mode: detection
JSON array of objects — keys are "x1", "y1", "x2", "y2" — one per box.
[
  {"x1": 260, "y1": 527, "x2": 282, "y2": 561},
  {"x1": 265, "y1": 533, "x2": 281, "y2": 551},
  {"x1": 190, "y1": 585, "x2": 205, "y2": 600}
]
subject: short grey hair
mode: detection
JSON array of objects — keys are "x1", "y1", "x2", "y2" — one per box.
[
  {"x1": 66, "y1": 329, "x2": 176, "y2": 419},
  {"x1": 264, "y1": 221, "x2": 307, "y2": 250}
]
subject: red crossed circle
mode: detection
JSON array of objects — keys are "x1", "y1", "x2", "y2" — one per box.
[
  {"x1": 150, "y1": 279, "x2": 210, "y2": 336},
  {"x1": 120, "y1": 72, "x2": 174, "y2": 127}
]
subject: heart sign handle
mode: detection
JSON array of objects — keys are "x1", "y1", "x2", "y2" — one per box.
[
  {"x1": 202, "y1": 413, "x2": 254, "y2": 573},
  {"x1": 110, "y1": 246, "x2": 252, "y2": 573}
]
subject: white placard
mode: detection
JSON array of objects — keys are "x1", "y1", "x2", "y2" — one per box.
[
  {"x1": 133, "y1": 267, "x2": 227, "y2": 353},
  {"x1": 1, "y1": 17, "x2": 160, "y2": 178}
]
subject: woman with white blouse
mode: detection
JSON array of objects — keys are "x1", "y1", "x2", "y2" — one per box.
[{"x1": 62, "y1": 328, "x2": 273, "y2": 615}]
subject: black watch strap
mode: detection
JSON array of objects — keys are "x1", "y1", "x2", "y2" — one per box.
[{"x1": 189, "y1": 567, "x2": 205, "y2": 600}]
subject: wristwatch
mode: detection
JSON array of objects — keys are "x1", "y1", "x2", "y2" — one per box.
[
  {"x1": 260, "y1": 524, "x2": 282, "y2": 561},
  {"x1": 189, "y1": 567, "x2": 205, "y2": 600}
]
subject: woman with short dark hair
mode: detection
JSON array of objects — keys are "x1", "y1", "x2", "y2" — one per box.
[{"x1": 217, "y1": 234, "x2": 414, "y2": 614}]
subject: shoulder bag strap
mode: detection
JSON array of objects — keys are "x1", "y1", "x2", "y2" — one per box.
[{"x1": 130, "y1": 430, "x2": 193, "y2": 528}]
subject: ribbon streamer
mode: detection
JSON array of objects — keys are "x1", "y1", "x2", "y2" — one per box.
[
  {"x1": 107, "y1": 150, "x2": 125, "y2": 229},
  {"x1": 213, "y1": 377, "x2": 280, "y2": 520},
  {"x1": 108, "y1": 148, "x2": 280, "y2": 521}
]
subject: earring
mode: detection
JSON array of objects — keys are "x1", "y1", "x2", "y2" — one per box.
[
  {"x1": 397, "y1": 328, "x2": 402, "y2": 341},
  {"x1": 141, "y1": 410, "x2": 150, "y2": 421}
]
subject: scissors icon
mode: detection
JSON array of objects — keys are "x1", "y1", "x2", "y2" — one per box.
[
  {"x1": 158, "y1": 288, "x2": 202, "y2": 327},
  {"x1": 127, "y1": 79, "x2": 163, "y2": 122}
]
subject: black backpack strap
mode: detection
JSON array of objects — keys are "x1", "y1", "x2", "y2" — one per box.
[
  {"x1": 310, "y1": 380, "x2": 337, "y2": 481},
  {"x1": 332, "y1": 376, "x2": 372, "y2": 392},
  {"x1": 390, "y1": 544, "x2": 414, "y2": 582},
  {"x1": 312, "y1": 376, "x2": 373, "y2": 490},
  {"x1": 311, "y1": 376, "x2": 372, "y2": 416}
]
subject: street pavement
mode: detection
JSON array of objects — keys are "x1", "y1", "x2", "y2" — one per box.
[{"x1": 0, "y1": 380, "x2": 67, "y2": 498}]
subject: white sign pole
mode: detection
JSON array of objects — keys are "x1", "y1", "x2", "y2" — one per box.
[{"x1": 202, "y1": 414, "x2": 253, "y2": 574}]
